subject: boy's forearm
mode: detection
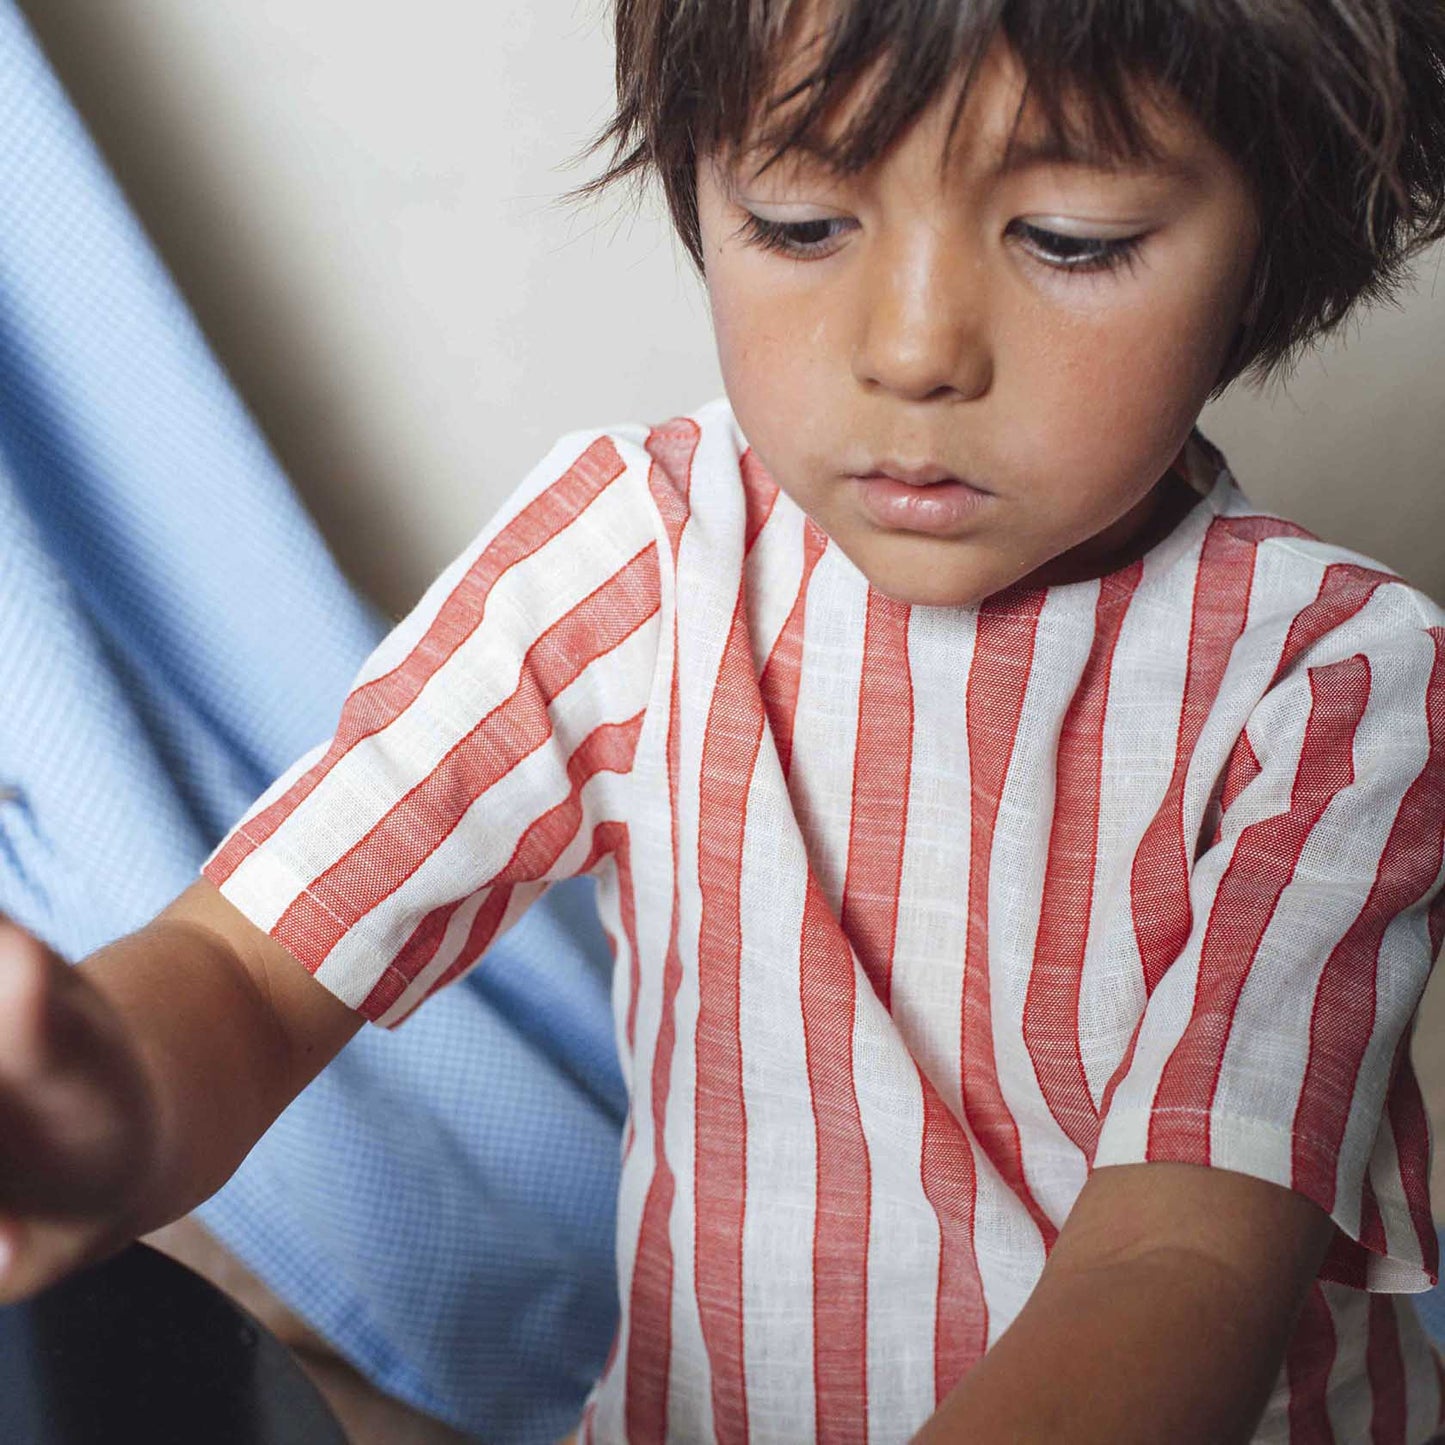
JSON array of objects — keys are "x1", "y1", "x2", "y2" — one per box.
[
  {"x1": 78, "y1": 919, "x2": 294, "y2": 1239},
  {"x1": 78, "y1": 882, "x2": 361, "y2": 1242},
  {"x1": 912, "y1": 1246, "x2": 1294, "y2": 1445}
]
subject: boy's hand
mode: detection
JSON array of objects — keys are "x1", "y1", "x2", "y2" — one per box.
[
  {"x1": 0, "y1": 881, "x2": 361, "y2": 1309},
  {"x1": 0, "y1": 919, "x2": 160, "y2": 1302}
]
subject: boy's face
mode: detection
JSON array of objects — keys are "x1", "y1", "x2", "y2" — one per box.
[{"x1": 697, "y1": 45, "x2": 1259, "y2": 607}]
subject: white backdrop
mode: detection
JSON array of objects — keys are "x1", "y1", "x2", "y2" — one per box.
[{"x1": 21, "y1": 0, "x2": 1445, "y2": 619}]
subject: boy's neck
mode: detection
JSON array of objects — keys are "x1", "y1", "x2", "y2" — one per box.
[{"x1": 1015, "y1": 437, "x2": 1209, "y2": 593}]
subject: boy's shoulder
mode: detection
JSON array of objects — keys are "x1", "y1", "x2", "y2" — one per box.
[
  {"x1": 549, "y1": 397, "x2": 744, "y2": 492},
  {"x1": 1192, "y1": 435, "x2": 1445, "y2": 660},
  {"x1": 525, "y1": 399, "x2": 760, "y2": 567}
]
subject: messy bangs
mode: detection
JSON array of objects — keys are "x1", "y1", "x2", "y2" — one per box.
[{"x1": 589, "y1": 0, "x2": 1445, "y2": 388}]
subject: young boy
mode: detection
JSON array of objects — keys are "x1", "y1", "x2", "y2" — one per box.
[{"x1": 4, "y1": 0, "x2": 1445, "y2": 1440}]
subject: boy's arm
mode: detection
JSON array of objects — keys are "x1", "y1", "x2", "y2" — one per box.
[
  {"x1": 0, "y1": 878, "x2": 361, "y2": 1302},
  {"x1": 912, "y1": 1160, "x2": 1335, "y2": 1445}
]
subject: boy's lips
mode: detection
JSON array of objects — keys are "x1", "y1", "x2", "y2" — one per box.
[{"x1": 850, "y1": 463, "x2": 994, "y2": 536}]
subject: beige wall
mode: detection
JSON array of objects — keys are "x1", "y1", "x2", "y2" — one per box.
[{"x1": 22, "y1": 0, "x2": 1445, "y2": 619}]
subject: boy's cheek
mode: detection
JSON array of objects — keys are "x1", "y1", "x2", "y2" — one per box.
[
  {"x1": 712, "y1": 310, "x2": 841, "y2": 460},
  {"x1": 1019, "y1": 297, "x2": 1234, "y2": 459}
]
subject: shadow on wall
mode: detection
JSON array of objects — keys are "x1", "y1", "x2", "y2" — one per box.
[{"x1": 17, "y1": 0, "x2": 722, "y2": 618}]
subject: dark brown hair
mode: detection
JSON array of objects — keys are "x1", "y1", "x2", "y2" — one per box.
[{"x1": 587, "y1": 0, "x2": 1445, "y2": 388}]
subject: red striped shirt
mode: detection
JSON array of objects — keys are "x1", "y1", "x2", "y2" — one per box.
[{"x1": 207, "y1": 403, "x2": 1445, "y2": 1442}]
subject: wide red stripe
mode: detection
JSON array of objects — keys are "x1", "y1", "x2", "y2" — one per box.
[
  {"x1": 921, "y1": 598, "x2": 1059, "y2": 1404},
  {"x1": 488, "y1": 714, "x2": 647, "y2": 886},
  {"x1": 1218, "y1": 734, "x2": 1262, "y2": 820},
  {"x1": 690, "y1": 587, "x2": 765, "y2": 1445},
  {"x1": 1366, "y1": 1295, "x2": 1408, "y2": 1444},
  {"x1": 960, "y1": 593, "x2": 1057, "y2": 1248},
  {"x1": 582, "y1": 821, "x2": 642, "y2": 1059},
  {"x1": 1217, "y1": 515, "x2": 1314, "y2": 548},
  {"x1": 1025, "y1": 562, "x2": 1142, "y2": 1159},
  {"x1": 920, "y1": 1087, "x2": 987, "y2": 1402},
  {"x1": 816, "y1": 588, "x2": 913, "y2": 1443},
  {"x1": 1104, "y1": 518, "x2": 1311, "y2": 1121},
  {"x1": 758, "y1": 522, "x2": 828, "y2": 782},
  {"x1": 1293, "y1": 632, "x2": 1445, "y2": 1215},
  {"x1": 372, "y1": 885, "x2": 517, "y2": 1025},
  {"x1": 799, "y1": 875, "x2": 871, "y2": 1444},
  {"x1": 1360, "y1": 1177, "x2": 1388, "y2": 1257},
  {"x1": 362, "y1": 897, "x2": 470, "y2": 1020},
  {"x1": 1319, "y1": 1229, "x2": 1370, "y2": 1289},
  {"x1": 1272, "y1": 564, "x2": 1396, "y2": 685},
  {"x1": 271, "y1": 547, "x2": 660, "y2": 972},
  {"x1": 360, "y1": 714, "x2": 648, "y2": 1017},
  {"x1": 917, "y1": 593, "x2": 1051, "y2": 1400},
  {"x1": 841, "y1": 590, "x2": 914, "y2": 1010},
  {"x1": 1285, "y1": 1283, "x2": 1338, "y2": 1442},
  {"x1": 739, "y1": 449, "x2": 779, "y2": 553},
  {"x1": 416, "y1": 715, "x2": 649, "y2": 1009},
  {"x1": 207, "y1": 436, "x2": 627, "y2": 885},
  {"x1": 1148, "y1": 656, "x2": 1371, "y2": 1164},
  {"x1": 624, "y1": 989, "x2": 682, "y2": 1442},
  {"x1": 647, "y1": 449, "x2": 800, "y2": 1443},
  {"x1": 647, "y1": 419, "x2": 701, "y2": 552},
  {"x1": 756, "y1": 512, "x2": 873, "y2": 1439},
  {"x1": 624, "y1": 421, "x2": 699, "y2": 1443},
  {"x1": 1383, "y1": 1031, "x2": 1440, "y2": 1278},
  {"x1": 1210, "y1": 562, "x2": 1393, "y2": 852},
  {"x1": 1130, "y1": 518, "x2": 1272, "y2": 996}
]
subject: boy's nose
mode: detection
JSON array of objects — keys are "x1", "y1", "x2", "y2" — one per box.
[{"x1": 850, "y1": 233, "x2": 994, "y2": 403}]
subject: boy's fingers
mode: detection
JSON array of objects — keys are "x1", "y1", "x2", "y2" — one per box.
[
  {"x1": 0, "y1": 1217, "x2": 31, "y2": 1304},
  {"x1": 0, "y1": 924, "x2": 156, "y2": 1218},
  {"x1": 0, "y1": 919, "x2": 57, "y2": 1080},
  {"x1": 0, "y1": 1214, "x2": 109, "y2": 1308}
]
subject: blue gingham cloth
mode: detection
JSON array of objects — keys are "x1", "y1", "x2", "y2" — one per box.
[{"x1": 0, "y1": 5, "x2": 623, "y2": 1440}]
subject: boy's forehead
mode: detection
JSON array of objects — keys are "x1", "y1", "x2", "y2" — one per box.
[
  {"x1": 739, "y1": 103, "x2": 1202, "y2": 193},
  {"x1": 736, "y1": 51, "x2": 1203, "y2": 190},
  {"x1": 738, "y1": 122, "x2": 1194, "y2": 185}
]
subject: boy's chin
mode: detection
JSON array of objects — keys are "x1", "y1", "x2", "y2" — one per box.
[
  {"x1": 837, "y1": 538, "x2": 1026, "y2": 610},
  {"x1": 852, "y1": 559, "x2": 1009, "y2": 610}
]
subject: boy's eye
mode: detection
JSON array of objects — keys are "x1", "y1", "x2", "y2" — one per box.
[
  {"x1": 739, "y1": 212, "x2": 854, "y2": 257},
  {"x1": 738, "y1": 211, "x2": 1147, "y2": 273},
  {"x1": 1008, "y1": 219, "x2": 1147, "y2": 275}
]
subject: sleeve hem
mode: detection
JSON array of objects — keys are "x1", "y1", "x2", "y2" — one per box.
[
  {"x1": 201, "y1": 842, "x2": 398, "y2": 1025},
  {"x1": 1093, "y1": 1104, "x2": 1438, "y2": 1294}
]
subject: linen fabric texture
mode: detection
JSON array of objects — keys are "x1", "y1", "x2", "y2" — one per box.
[{"x1": 208, "y1": 399, "x2": 1445, "y2": 1443}]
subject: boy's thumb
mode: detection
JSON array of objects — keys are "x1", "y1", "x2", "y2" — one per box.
[{"x1": 0, "y1": 919, "x2": 59, "y2": 1081}]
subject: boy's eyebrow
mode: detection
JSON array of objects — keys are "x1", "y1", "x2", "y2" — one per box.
[
  {"x1": 992, "y1": 132, "x2": 1197, "y2": 181},
  {"x1": 735, "y1": 131, "x2": 1198, "y2": 186}
]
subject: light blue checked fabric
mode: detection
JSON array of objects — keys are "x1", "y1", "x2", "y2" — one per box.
[
  {"x1": 0, "y1": 5, "x2": 623, "y2": 1440},
  {"x1": 1422, "y1": 1245, "x2": 1445, "y2": 1341}
]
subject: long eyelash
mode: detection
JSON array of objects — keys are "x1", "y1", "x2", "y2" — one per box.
[
  {"x1": 1014, "y1": 222, "x2": 1147, "y2": 277},
  {"x1": 738, "y1": 214, "x2": 840, "y2": 257},
  {"x1": 740, "y1": 213, "x2": 1146, "y2": 274}
]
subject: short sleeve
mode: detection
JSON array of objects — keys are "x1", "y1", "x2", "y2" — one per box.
[
  {"x1": 204, "y1": 429, "x2": 663, "y2": 1027},
  {"x1": 1094, "y1": 607, "x2": 1445, "y2": 1292}
]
